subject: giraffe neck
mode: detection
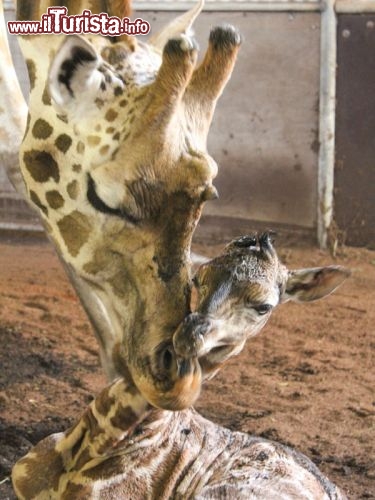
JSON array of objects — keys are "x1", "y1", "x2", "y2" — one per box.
[
  {"x1": 17, "y1": 31, "x2": 201, "y2": 400},
  {"x1": 59, "y1": 379, "x2": 152, "y2": 471},
  {"x1": 12, "y1": 379, "x2": 346, "y2": 500},
  {"x1": 17, "y1": 33, "x2": 172, "y2": 382}
]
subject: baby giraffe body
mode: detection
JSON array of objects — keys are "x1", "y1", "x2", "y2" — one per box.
[
  {"x1": 12, "y1": 236, "x2": 348, "y2": 499},
  {"x1": 13, "y1": 380, "x2": 346, "y2": 500}
]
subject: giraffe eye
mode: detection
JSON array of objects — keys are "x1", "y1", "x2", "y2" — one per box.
[{"x1": 253, "y1": 304, "x2": 273, "y2": 315}]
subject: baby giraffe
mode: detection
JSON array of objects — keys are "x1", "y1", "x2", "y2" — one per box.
[
  {"x1": 12, "y1": 234, "x2": 349, "y2": 499},
  {"x1": 174, "y1": 232, "x2": 350, "y2": 379}
]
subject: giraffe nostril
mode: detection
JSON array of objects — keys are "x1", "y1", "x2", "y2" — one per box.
[
  {"x1": 153, "y1": 343, "x2": 178, "y2": 380},
  {"x1": 162, "y1": 348, "x2": 174, "y2": 371}
]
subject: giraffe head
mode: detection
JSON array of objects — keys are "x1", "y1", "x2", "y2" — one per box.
[
  {"x1": 18, "y1": 2, "x2": 241, "y2": 409},
  {"x1": 173, "y1": 233, "x2": 350, "y2": 377}
]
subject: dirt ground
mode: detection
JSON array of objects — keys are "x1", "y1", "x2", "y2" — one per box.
[{"x1": 0, "y1": 234, "x2": 374, "y2": 499}]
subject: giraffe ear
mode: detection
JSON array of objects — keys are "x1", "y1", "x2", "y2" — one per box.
[
  {"x1": 148, "y1": 0, "x2": 204, "y2": 50},
  {"x1": 282, "y1": 266, "x2": 350, "y2": 303},
  {"x1": 48, "y1": 35, "x2": 101, "y2": 112}
]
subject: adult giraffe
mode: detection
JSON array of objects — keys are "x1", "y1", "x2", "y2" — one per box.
[{"x1": 7, "y1": 0, "x2": 242, "y2": 408}]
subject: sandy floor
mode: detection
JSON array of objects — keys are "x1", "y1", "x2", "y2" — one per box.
[{"x1": 0, "y1": 235, "x2": 374, "y2": 499}]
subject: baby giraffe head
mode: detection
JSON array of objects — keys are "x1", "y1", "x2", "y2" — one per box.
[{"x1": 174, "y1": 233, "x2": 350, "y2": 378}]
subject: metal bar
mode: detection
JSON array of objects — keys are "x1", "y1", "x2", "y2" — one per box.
[
  {"x1": 336, "y1": 0, "x2": 375, "y2": 13},
  {"x1": 0, "y1": 222, "x2": 43, "y2": 232},
  {"x1": 317, "y1": 0, "x2": 336, "y2": 248},
  {"x1": 134, "y1": 1, "x2": 322, "y2": 12},
  {"x1": 3, "y1": 0, "x2": 14, "y2": 11}
]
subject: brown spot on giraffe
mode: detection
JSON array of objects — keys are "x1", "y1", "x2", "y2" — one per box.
[
  {"x1": 110, "y1": 404, "x2": 138, "y2": 431},
  {"x1": 83, "y1": 261, "x2": 100, "y2": 276},
  {"x1": 76, "y1": 141, "x2": 85, "y2": 155},
  {"x1": 55, "y1": 134, "x2": 73, "y2": 153},
  {"x1": 114, "y1": 86, "x2": 123, "y2": 96},
  {"x1": 25, "y1": 59, "x2": 36, "y2": 91},
  {"x1": 61, "y1": 482, "x2": 93, "y2": 500},
  {"x1": 112, "y1": 132, "x2": 120, "y2": 141},
  {"x1": 87, "y1": 135, "x2": 101, "y2": 146},
  {"x1": 105, "y1": 108, "x2": 118, "y2": 122},
  {"x1": 56, "y1": 114, "x2": 68, "y2": 123},
  {"x1": 95, "y1": 386, "x2": 116, "y2": 417},
  {"x1": 82, "y1": 410, "x2": 105, "y2": 442},
  {"x1": 119, "y1": 99, "x2": 128, "y2": 107},
  {"x1": 57, "y1": 211, "x2": 92, "y2": 257},
  {"x1": 69, "y1": 429, "x2": 85, "y2": 463},
  {"x1": 67, "y1": 180, "x2": 79, "y2": 200},
  {"x1": 46, "y1": 190, "x2": 65, "y2": 209},
  {"x1": 42, "y1": 83, "x2": 52, "y2": 105},
  {"x1": 14, "y1": 443, "x2": 63, "y2": 498},
  {"x1": 106, "y1": 126, "x2": 115, "y2": 134},
  {"x1": 108, "y1": 271, "x2": 131, "y2": 298},
  {"x1": 24, "y1": 150, "x2": 59, "y2": 183},
  {"x1": 29, "y1": 190, "x2": 48, "y2": 215},
  {"x1": 72, "y1": 163, "x2": 82, "y2": 173},
  {"x1": 95, "y1": 97, "x2": 104, "y2": 109},
  {"x1": 32, "y1": 119, "x2": 53, "y2": 140},
  {"x1": 102, "y1": 44, "x2": 129, "y2": 65},
  {"x1": 99, "y1": 145, "x2": 110, "y2": 156}
]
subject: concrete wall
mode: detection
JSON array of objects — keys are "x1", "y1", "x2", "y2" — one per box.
[
  {"x1": 144, "y1": 11, "x2": 320, "y2": 228},
  {"x1": 0, "y1": 7, "x2": 321, "y2": 234}
]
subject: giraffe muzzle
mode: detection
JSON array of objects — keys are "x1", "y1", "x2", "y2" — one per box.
[
  {"x1": 173, "y1": 312, "x2": 212, "y2": 359},
  {"x1": 156, "y1": 343, "x2": 199, "y2": 379},
  {"x1": 131, "y1": 342, "x2": 202, "y2": 411}
]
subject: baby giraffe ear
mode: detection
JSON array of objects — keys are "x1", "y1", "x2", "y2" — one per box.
[
  {"x1": 48, "y1": 35, "x2": 101, "y2": 111},
  {"x1": 283, "y1": 266, "x2": 350, "y2": 303}
]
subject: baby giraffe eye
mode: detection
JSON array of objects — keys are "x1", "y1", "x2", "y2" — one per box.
[{"x1": 253, "y1": 304, "x2": 273, "y2": 315}]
